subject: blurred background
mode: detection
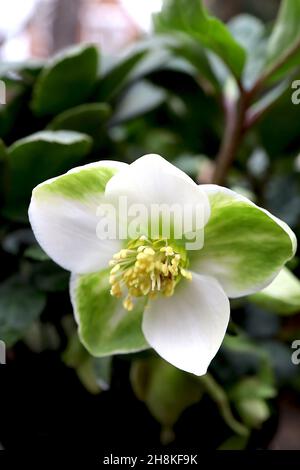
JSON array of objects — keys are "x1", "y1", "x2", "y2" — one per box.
[
  {"x1": 0, "y1": 0, "x2": 280, "y2": 60},
  {"x1": 1, "y1": 0, "x2": 300, "y2": 454}
]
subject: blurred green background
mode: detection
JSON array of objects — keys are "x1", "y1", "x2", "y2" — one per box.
[{"x1": 1, "y1": 0, "x2": 300, "y2": 451}]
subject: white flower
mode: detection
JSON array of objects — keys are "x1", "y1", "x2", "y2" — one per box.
[{"x1": 29, "y1": 154, "x2": 296, "y2": 375}]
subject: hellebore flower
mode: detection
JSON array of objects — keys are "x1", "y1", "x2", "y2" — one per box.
[{"x1": 29, "y1": 154, "x2": 296, "y2": 375}]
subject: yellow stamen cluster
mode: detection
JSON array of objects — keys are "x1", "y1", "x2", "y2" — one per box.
[{"x1": 109, "y1": 237, "x2": 192, "y2": 311}]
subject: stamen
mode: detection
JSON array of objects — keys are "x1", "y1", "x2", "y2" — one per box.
[{"x1": 108, "y1": 239, "x2": 192, "y2": 310}]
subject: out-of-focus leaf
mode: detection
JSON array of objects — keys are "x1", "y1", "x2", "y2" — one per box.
[
  {"x1": 264, "y1": 340, "x2": 297, "y2": 382},
  {"x1": 32, "y1": 44, "x2": 98, "y2": 116},
  {"x1": 47, "y1": 103, "x2": 111, "y2": 143},
  {"x1": 93, "y1": 356, "x2": 112, "y2": 391},
  {"x1": 218, "y1": 434, "x2": 249, "y2": 450},
  {"x1": 130, "y1": 356, "x2": 203, "y2": 434},
  {"x1": 223, "y1": 334, "x2": 269, "y2": 360},
  {"x1": 166, "y1": 35, "x2": 220, "y2": 92},
  {"x1": 229, "y1": 377, "x2": 276, "y2": 402},
  {"x1": 0, "y1": 276, "x2": 46, "y2": 346},
  {"x1": 229, "y1": 14, "x2": 267, "y2": 88},
  {"x1": 154, "y1": 0, "x2": 246, "y2": 79},
  {"x1": 32, "y1": 261, "x2": 69, "y2": 292},
  {"x1": 236, "y1": 398, "x2": 270, "y2": 429},
  {"x1": 246, "y1": 148, "x2": 269, "y2": 179},
  {"x1": 110, "y1": 80, "x2": 166, "y2": 125},
  {"x1": 0, "y1": 82, "x2": 29, "y2": 139},
  {"x1": 257, "y1": 89, "x2": 300, "y2": 157},
  {"x1": 3, "y1": 130, "x2": 92, "y2": 221},
  {"x1": 243, "y1": 303, "x2": 281, "y2": 339},
  {"x1": 95, "y1": 49, "x2": 148, "y2": 101},
  {"x1": 265, "y1": 172, "x2": 300, "y2": 227},
  {"x1": 249, "y1": 268, "x2": 300, "y2": 315},
  {"x1": 24, "y1": 245, "x2": 49, "y2": 261},
  {"x1": 2, "y1": 229, "x2": 35, "y2": 255},
  {"x1": 0, "y1": 139, "x2": 8, "y2": 202},
  {"x1": 0, "y1": 60, "x2": 44, "y2": 81},
  {"x1": 63, "y1": 333, "x2": 112, "y2": 394},
  {"x1": 266, "y1": 0, "x2": 300, "y2": 82},
  {"x1": 247, "y1": 78, "x2": 291, "y2": 125}
]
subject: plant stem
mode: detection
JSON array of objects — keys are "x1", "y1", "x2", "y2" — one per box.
[
  {"x1": 211, "y1": 37, "x2": 300, "y2": 186},
  {"x1": 212, "y1": 91, "x2": 249, "y2": 185},
  {"x1": 200, "y1": 373, "x2": 249, "y2": 436},
  {"x1": 249, "y1": 36, "x2": 300, "y2": 100}
]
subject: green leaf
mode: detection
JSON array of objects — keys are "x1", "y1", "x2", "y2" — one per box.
[
  {"x1": 249, "y1": 268, "x2": 300, "y2": 315},
  {"x1": 0, "y1": 139, "x2": 8, "y2": 203},
  {"x1": 228, "y1": 14, "x2": 267, "y2": 87},
  {"x1": 24, "y1": 245, "x2": 49, "y2": 261},
  {"x1": 95, "y1": 49, "x2": 148, "y2": 101},
  {"x1": 63, "y1": 333, "x2": 112, "y2": 393},
  {"x1": 154, "y1": 0, "x2": 246, "y2": 79},
  {"x1": 229, "y1": 377, "x2": 276, "y2": 402},
  {"x1": 168, "y1": 36, "x2": 220, "y2": 92},
  {"x1": 47, "y1": 103, "x2": 111, "y2": 143},
  {"x1": 3, "y1": 130, "x2": 92, "y2": 221},
  {"x1": 0, "y1": 276, "x2": 46, "y2": 346},
  {"x1": 32, "y1": 44, "x2": 99, "y2": 116},
  {"x1": 223, "y1": 334, "x2": 269, "y2": 360},
  {"x1": 247, "y1": 78, "x2": 290, "y2": 124},
  {"x1": 235, "y1": 398, "x2": 270, "y2": 429},
  {"x1": 130, "y1": 356, "x2": 203, "y2": 433},
  {"x1": 110, "y1": 80, "x2": 166, "y2": 125},
  {"x1": 71, "y1": 270, "x2": 148, "y2": 357},
  {"x1": 266, "y1": 0, "x2": 300, "y2": 82},
  {"x1": 218, "y1": 434, "x2": 249, "y2": 450}
]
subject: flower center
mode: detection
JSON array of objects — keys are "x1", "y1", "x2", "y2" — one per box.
[{"x1": 109, "y1": 236, "x2": 192, "y2": 311}]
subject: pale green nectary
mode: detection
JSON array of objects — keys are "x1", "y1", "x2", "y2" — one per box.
[{"x1": 28, "y1": 154, "x2": 296, "y2": 375}]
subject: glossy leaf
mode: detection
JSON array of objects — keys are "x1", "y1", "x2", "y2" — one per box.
[
  {"x1": 154, "y1": 0, "x2": 246, "y2": 78},
  {"x1": 0, "y1": 276, "x2": 46, "y2": 346},
  {"x1": 249, "y1": 268, "x2": 300, "y2": 315},
  {"x1": 110, "y1": 80, "x2": 166, "y2": 125},
  {"x1": 47, "y1": 103, "x2": 111, "y2": 143},
  {"x1": 3, "y1": 130, "x2": 92, "y2": 220},
  {"x1": 32, "y1": 44, "x2": 99, "y2": 116},
  {"x1": 266, "y1": 0, "x2": 300, "y2": 82}
]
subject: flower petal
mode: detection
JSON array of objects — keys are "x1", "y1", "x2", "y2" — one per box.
[
  {"x1": 29, "y1": 161, "x2": 126, "y2": 274},
  {"x1": 105, "y1": 154, "x2": 211, "y2": 239},
  {"x1": 142, "y1": 273, "x2": 230, "y2": 375},
  {"x1": 70, "y1": 270, "x2": 149, "y2": 356},
  {"x1": 190, "y1": 185, "x2": 297, "y2": 297}
]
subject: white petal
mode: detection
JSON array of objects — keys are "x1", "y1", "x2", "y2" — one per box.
[
  {"x1": 29, "y1": 161, "x2": 124, "y2": 274},
  {"x1": 105, "y1": 154, "x2": 211, "y2": 239},
  {"x1": 142, "y1": 273, "x2": 230, "y2": 375},
  {"x1": 190, "y1": 184, "x2": 297, "y2": 298}
]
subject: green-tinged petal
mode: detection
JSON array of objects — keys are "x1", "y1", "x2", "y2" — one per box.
[
  {"x1": 190, "y1": 185, "x2": 296, "y2": 298},
  {"x1": 29, "y1": 161, "x2": 127, "y2": 274},
  {"x1": 70, "y1": 270, "x2": 149, "y2": 356},
  {"x1": 249, "y1": 267, "x2": 300, "y2": 315}
]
